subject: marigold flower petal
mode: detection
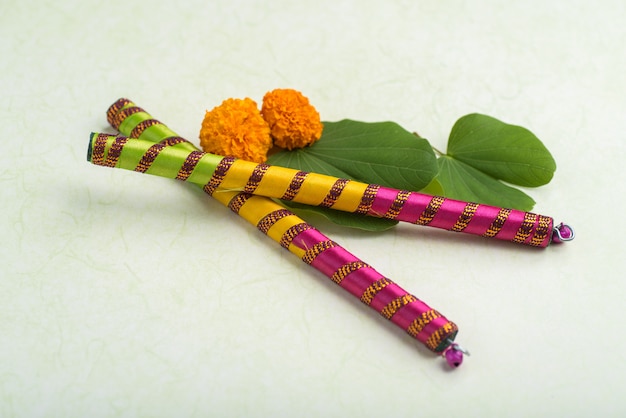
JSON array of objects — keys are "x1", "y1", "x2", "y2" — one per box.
[
  {"x1": 261, "y1": 89, "x2": 323, "y2": 150},
  {"x1": 199, "y1": 98, "x2": 272, "y2": 163}
]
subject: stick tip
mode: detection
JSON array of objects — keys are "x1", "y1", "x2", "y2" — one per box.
[{"x1": 87, "y1": 132, "x2": 97, "y2": 162}]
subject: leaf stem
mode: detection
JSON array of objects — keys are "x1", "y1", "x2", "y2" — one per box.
[{"x1": 431, "y1": 145, "x2": 446, "y2": 157}]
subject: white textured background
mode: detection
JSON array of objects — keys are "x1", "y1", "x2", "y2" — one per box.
[{"x1": 2, "y1": 1, "x2": 625, "y2": 417}]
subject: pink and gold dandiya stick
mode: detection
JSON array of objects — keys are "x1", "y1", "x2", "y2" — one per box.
[
  {"x1": 100, "y1": 103, "x2": 574, "y2": 248},
  {"x1": 91, "y1": 98, "x2": 466, "y2": 367}
]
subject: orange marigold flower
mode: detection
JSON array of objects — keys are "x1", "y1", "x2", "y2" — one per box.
[
  {"x1": 261, "y1": 89, "x2": 323, "y2": 150},
  {"x1": 199, "y1": 98, "x2": 272, "y2": 163}
]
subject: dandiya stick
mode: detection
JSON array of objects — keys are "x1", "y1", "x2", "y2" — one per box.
[
  {"x1": 101, "y1": 102, "x2": 574, "y2": 248},
  {"x1": 91, "y1": 98, "x2": 466, "y2": 367}
]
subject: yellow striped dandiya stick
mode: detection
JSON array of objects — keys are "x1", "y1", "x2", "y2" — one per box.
[
  {"x1": 89, "y1": 98, "x2": 467, "y2": 367},
  {"x1": 97, "y1": 105, "x2": 575, "y2": 247}
]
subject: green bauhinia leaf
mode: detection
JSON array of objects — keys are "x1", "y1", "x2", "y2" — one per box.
[
  {"x1": 420, "y1": 178, "x2": 445, "y2": 196},
  {"x1": 437, "y1": 156, "x2": 536, "y2": 211},
  {"x1": 269, "y1": 119, "x2": 438, "y2": 190},
  {"x1": 267, "y1": 147, "x2": 353, "y2": 179},
  {"x1": 447, "y1": 113, "x2": 556, "y2": 187}
]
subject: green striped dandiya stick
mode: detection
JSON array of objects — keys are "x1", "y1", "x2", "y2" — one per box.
[
  {"x1": 96, "y1": 101, "x2": 574, "y2": 248},
  {"x1": 89, "y1": 98, "x2": 467, "y2": 367}
]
